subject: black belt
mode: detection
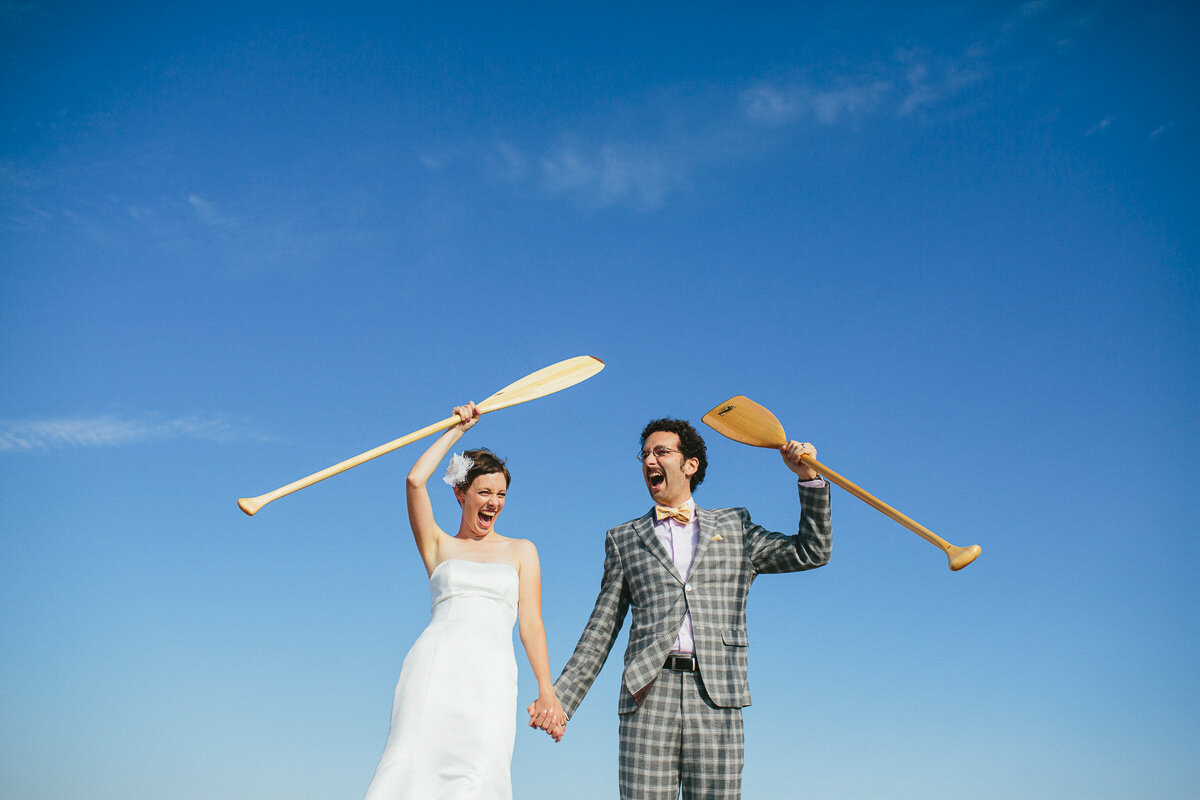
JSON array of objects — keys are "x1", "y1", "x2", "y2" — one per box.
[{"x1": 664, "y1": 653, "x2": 697, "y2": 672}]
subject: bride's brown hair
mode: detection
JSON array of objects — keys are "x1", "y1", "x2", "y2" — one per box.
[{"x1": 457, "y1": 448, "x2": 511, "y2": 489}]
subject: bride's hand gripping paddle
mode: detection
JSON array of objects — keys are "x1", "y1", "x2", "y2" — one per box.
[
  {"x1": 701, "y1": 395, "x2": 981, "y2": 571},
  {"x1": 238, "y1": 356, "x2": 605, "y2": 516}
]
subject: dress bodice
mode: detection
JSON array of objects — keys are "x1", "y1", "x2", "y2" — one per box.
[
  {"x1": 365, "y1": 558, "x2": 519, "y2": 799},
  {"x1": 428, "y1": 559, "x2": 519, "y2": 630}
]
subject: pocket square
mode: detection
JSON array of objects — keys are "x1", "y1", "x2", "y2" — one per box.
[{"x1": 711, "y1": 534, "x2": 723, "y2": 541}]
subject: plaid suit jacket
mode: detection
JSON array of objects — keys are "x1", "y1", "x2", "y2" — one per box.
[{"x1": 555, "y1": 483, "x2": 831, "y2": 716}]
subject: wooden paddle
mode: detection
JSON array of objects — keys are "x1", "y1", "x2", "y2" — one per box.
[
  {"x1": 238, "y1": 356, "x2": 605, "y2": 516},
  {"x1": 702, "y1": 395, "x2": 981, "y2": 571}
]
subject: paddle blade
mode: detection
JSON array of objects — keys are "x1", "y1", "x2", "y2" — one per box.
[
  {"x1": 701, "y1": 395, "x2": 787, "y2": 449},
  {"x1": 476, "y1": 355, "x2": 605, "y2": 415}
]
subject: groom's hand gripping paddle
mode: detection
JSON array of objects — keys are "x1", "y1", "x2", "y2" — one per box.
[
  {"x1": 701, "y1": 395, "x2": 981, "y2": 571},
  {"x1": 238, "y1": 356, "x2": 605, "y2": 516}
]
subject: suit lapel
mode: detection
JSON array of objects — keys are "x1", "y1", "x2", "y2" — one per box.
[
  {"x1": 634, "y1": 511, "x2": 685, "y2": 585},
  {"x1": 689, "y1": 505, "x2": 719, "y2": 571}
]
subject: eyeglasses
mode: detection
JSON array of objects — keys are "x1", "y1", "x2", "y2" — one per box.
[{"x1": 637, "y1": 446, "x2": 680, "y2": 462}]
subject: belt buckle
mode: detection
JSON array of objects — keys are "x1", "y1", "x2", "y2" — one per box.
[{"x1": 667, "y1": 654, "x2": 696, "y2": 672}]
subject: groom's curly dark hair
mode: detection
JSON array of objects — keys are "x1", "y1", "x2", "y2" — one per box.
[{"x1": 640, "y1": 418, "x2": 707, "y2": 491}]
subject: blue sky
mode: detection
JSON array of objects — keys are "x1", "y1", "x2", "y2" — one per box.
[{"x1": 2, "y1": 1, "x2": 1197, "y2": 798}]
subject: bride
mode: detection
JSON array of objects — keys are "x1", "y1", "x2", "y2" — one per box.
[{"x1": 363, "y1": 402, "x2": 565, "y2": 799}]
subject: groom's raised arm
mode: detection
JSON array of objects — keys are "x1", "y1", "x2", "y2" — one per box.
[{"x1": 745, "y1": 480, "x2": 832, "y2": 574}]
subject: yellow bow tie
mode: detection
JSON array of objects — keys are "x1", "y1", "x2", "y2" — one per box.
[{"x1": 655, "y1": 505, "x2": 693, "y2": 524}]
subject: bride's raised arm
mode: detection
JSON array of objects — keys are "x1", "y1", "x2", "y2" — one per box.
[{"x1": 406, "y1": 402, "x2": 479, "y2": 575}]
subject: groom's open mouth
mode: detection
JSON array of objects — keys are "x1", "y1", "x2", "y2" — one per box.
[{"x1": 646, "y1": 469, "x2": 665, "y2": 489}]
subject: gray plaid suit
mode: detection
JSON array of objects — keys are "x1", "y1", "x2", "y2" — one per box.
[{"x1": 555, "y1": 482, "x2": 832, "y2": 798}]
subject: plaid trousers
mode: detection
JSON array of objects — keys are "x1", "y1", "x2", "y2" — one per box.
[{"x1": 618, "y1": 668, "x2": 744, "y2": 800}]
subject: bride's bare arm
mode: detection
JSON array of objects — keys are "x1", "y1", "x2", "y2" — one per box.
[
  {"x1": 406, "y1": 402, "x2": 478, "y2": 574},
  {"x1": 516, "y1": 539, "x2": 566, "y2": 740}
]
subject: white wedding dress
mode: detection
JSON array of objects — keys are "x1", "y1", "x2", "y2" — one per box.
[{"x1": 364, "y1": 559, "x2": 519, "y2": 799}]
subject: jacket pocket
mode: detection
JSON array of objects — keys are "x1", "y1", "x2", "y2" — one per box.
[{"x1": 721, "y1": 629, "x2": 748, "y2": 647}]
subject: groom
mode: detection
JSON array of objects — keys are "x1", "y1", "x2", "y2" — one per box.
[{"x1": 533, "y1": 418, "x2": 832, "y2": 799}]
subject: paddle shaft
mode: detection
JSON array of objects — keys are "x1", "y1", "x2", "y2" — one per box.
[
  {"x1": 238, "y1": 355, "x2": 604, "y2": 516},
  {"x1": 800, "y1": 454, "x2": 979, "y2": 570},
  {"x1": 238, "y1": 416, "x2": 459, "y2": 516},
  {"x1": 802, "y1": 455, "x2": 946, "y2": 552}
]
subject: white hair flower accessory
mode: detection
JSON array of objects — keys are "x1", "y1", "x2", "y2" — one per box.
[{"x1": 442, "y1": 452, "x2": 474, "y2": 487}]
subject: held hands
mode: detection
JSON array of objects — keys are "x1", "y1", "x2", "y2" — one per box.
[
  {"x1": 781, "y1": 440, "x2": 821, "y2": 481},
  {"x1": 526, "y1": 690, "x2": 567, "y2": 743},
  {"x1": 452, "y1": 402, "x2": 481, "y2": 432}
]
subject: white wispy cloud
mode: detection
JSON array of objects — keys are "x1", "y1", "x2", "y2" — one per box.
[
  {"x1": 0, "y1": 414, "x2": 273, "y2": 452},
  {"x1": 1085, "y1": 115, "x2": 1113, "y2": 135},
  {"x1": 745, "y1": 2, "x2": 1070, "y2": 126},
  {"x1": 188, "y1": 194, "x2": 222, "y2": 225},
  {"x1": 417, "y1": 4, "x2": 1090, "y2": 213},
  {"x1": 537, "y1": 142, "x2": 674, "y2": 210},
  {"x1": 417, "y1": 147, "x2": 471, "y2": 172},
  {"x1": 1020, "y1": 0, "x2": 1052, "y2": 18},
  {"x1": 810, "y1": 82, "x2": 893, "y2": 124},
  {"x1": 739, "y1": 50, "x2": 984, "y2": 125},
  {"x1": 895, "y1": 47, "x2": 989, "y2": 117},
  {"x1": 741, "y1": 85, "x2": 804, "y2": 124},
  {"x1": 1146, "y1": 122, "x2": 1173, "y2": 141},
  {"x1": 487, "y1": 142, "x2": 530, "y2": 182},
  {"x1": 742, "y1": 81, "x2": 892, "y2": 126},
  {"x1": 478, "y1": 74, "x2": 895, "y2": 210},
  {"x1": 459, "y1": 138, "x2": 681, "y2": 210},
  {"x1": 479, "y1": 68, "x2": 898, "y2": 211}
]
